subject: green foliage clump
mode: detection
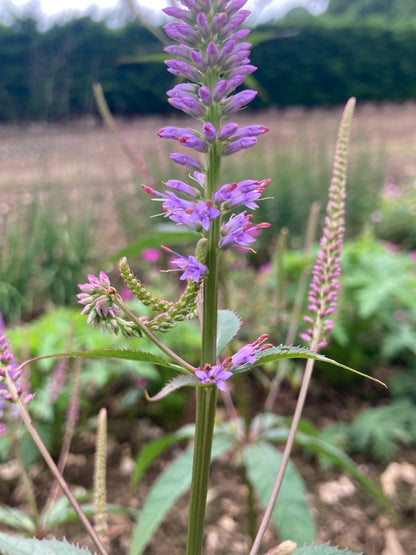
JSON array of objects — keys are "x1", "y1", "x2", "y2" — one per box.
[
  {"x1": 0, "y1": 194, "x2": 95, "y2": 323},
  {"x1": 373, "y1": 178, "x2": 416, "y2": 249},
  {"x1": 328, "y1": 233, "x2": 416, "y2": 370}
]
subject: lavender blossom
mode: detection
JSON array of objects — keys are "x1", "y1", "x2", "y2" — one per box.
[
  {"x1": 214, "y1": 179, "x2": 270, "y2": 210},
  {"x1": 220, "y1": 212, "x2": 271, "y2": 249},
  {"x1": 228, "y1": 334, "x2": 272, "y2": 369},
  {"x1": 162, "y1": 246, "x2": 208, "y2": 282},
  {"x1": 195, "y1": 335, "x2": 272, "y2": 391},
  {"x1": 195, "y1": 364, "x2": 233, "y2": 391}
]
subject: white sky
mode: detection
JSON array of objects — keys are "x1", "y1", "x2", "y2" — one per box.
[{"x1": 2, "y1": 0, "x2": 326, "y2": 28}]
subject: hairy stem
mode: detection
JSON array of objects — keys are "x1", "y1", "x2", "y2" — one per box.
[
  {"x1": 250, "y1": 356, "x2": 316, "y2": 555},
  {"x1": 186, "y1": 143, "x2": 221, "y2": 555}
]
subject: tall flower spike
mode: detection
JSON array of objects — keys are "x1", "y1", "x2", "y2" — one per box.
[
  {"x1": 301, "y1": 98, "x2": 356, "y2": 350},
  {"x1": 0, "y1": 315, "x2": 32, "y2": 435}
]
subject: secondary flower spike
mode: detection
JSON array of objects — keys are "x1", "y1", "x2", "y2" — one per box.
[
  {"x1": 301, "y1": 98, "x2": 356, "y2": 350},
  {"x1": 77, "y1": 272, "x2": 141, "y2": 338}
]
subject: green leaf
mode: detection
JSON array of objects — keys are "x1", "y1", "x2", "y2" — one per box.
[
  {"x1": 17, "y1": 348, "x2": 181, "y2": 374},
  {"x1": 0, "y1": 507, "x2": 35, "y2": 533},
  {"x1": 131, "y1": 431, "x2": 193, "y2": 486},
  {"x1": 129, "y1": 435, "x2": 234, "y2": 555},
  {"x1": 293, "y1": 543, "x2": 362, "y2": 554},
  {"x1": 348, "y1": 400, "x2": 415, "y2": 461},
  {"x1": 242, "y1": 441, "x2": 316, "y2": 545},
  {"x1": 259, "y1": 422, "x2": 392, "y2": 514},
  {"x1": 109, "y1": 228, "x2": 198, "y2": 262},
  {"x1": 42, "y1": 500, "x2": 132, "y2": 530},
  {"x1": 216, "y1": 309, "x2": 242, "y2": 357},
  {"x1": 0, "y1": 533, "x2": 94, "y2": 554},
  {"x1": 237, "y1": 345, "x2": 386, "y2": 387},
  {"x1": 146, "y1": 374, "x2": 200, "y2": 402}
]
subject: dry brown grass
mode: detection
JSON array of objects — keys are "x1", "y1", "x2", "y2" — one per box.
[
  {"x1": 1, "y1": 101, "x2": 415, "y2": 191},
  {"x1": 0, "y1": 101, "x2": 415, "y2": 251}
]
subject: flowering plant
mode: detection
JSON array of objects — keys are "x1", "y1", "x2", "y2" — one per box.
[{"x1": 0, "y1": 2, "x2": 386, "y2": 554}]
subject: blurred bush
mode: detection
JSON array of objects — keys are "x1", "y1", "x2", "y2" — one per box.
[{"x1": 1, "y1": 15, "x2": 416, "y2": 121}]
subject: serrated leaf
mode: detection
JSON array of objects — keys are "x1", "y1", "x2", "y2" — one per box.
[
  {"x1": 146, "y1": 374, "x2": 200, "y2": 401},
  {"x1": 17, "y1": 349, "x2": 181, "y2": 375},
  {"x1": 0, "y1": 507, "x2": 35, "y2": 533},
  {"x1": 109, "y1": 228, "x2": 198, "y2": 262},
  {"x1": 216, "y1": 309, "x2": 242, "y2": 357},
  {"x1": 236, "y1": 345, "x2": 386, "y2": 387},
  {"x1": 293, "y1": 543, "x2": 362, "y2": 554},
  {"x1": 128, "y1": 435, "x2": 234, "y2": 555},
  {"x1": 0, "y1": 533, "x2": 95, "y2": 554},
  {"x1": 242, "y1": 441, "x2": 316, "y2": 545}
]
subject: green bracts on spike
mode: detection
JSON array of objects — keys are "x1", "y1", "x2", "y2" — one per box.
[{"x1": 119, "y1": 257, "x2": 173, "y2": 312}]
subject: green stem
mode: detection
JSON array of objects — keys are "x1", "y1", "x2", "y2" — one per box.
[
  {"x1": 117, "y1": 299, "x2": 196, "y2": 373},
  {"x1": 249, "y1": 356, "x2": 316, "y2": 555},
  {"x1": 186, "y1": 386, "x2": 218, "y2": 554},
  {"x1": 186, "y1": 143, "x2": 221, "y2": 554}
]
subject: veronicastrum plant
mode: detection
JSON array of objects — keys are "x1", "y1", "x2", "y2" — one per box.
[{"x1": 0, "y1": 1, "x2": 386, "y2": 554}]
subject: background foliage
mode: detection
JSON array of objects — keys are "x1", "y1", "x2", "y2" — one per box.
[{"x1": 1, "y1": 11, "x2": 416, "y2": 121}]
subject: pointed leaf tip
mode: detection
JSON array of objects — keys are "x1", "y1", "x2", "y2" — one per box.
[{"x1": 146, "y1": 374, "x2": 200, "y2": 401}]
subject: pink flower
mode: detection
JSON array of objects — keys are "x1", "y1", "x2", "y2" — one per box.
[{"x1": 141, "y1": 248, "x2": 161, "y2": 263}]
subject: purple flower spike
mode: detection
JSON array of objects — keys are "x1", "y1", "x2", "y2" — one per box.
[
  {"x1": 165, "y1": 179, "x2": 200, "y2": 197},
  {"x1": 228, "y1": 65, "x2": 257, "y2": 79},
  {"x1": 226, "y1": 0, "x2": 249, "y2": 16},
  {"x1": 189, "y1": 200, "x2": 220, "y2": 231},
  {"x1": 224, "y1": 90, "x2": 257, "y2": 114},
  {"x1": 164, "y1": 22, "x2": 199, "y2": 44},
  {"x1": 218, "y1": 122, "x2": 239, "y2": 140},
  {"x1": 223, "y1": 137, "x2": 257, "y2": 155},
  {"x1": 168, "y1": 96, "x2": 205, "y2": 117},
  {"x1": 178, "y1": 133, "x2": 208, "y2": 153},
  {"x1": 195, "y1": 364, "x2": 233, "y2": 391},
  {"x1": 181, "y1": 0, "x2": 198, "y2": 14},
  {"x1": 214, "y1": 178, "x2": 270, "y2": 210},
  {"x1": 212, "y1": 12, "x2": 227, "y2": 32},
  {"x1": 227, "y1": 334, "x2": 272, "y2": 369},
  {"x1": 301, "y1": 98, "x2": 356, "y2": 350},
  {"x1": 232, "y1": 125, "x2": 269, "y2": 138},
  {"x1": 220, "y1": 212, "x2": 271, "y2": 249},
  {"x1": 162, "y1": 246, "x2": 208, "y2": 282},
  {"x1": 190, "y1": 50, "x2": 207, "y2": 72},
  {"x1": 164, "y1": 44, "x2": 192, "y2": 60},
  {"x1": 165, "y1": 59, "x2": 202, "y2": 82},
  {"x1": 169, "y1": 153, "x2": 204, "y2": 171},
  {"x1": 198, "y1": 86, "x2": 212, "y2": 106},
  {"x1": 206, "y1": 41, "x2": 218, "y2": 65},
  {"x1": 167, "y1": 83, "x2": 198, "y2": 98},
  {"x1": 162, "y1": 6, "x2": 193, "y2": 23},
  {"x1": 157, "y1": 126, "x2": 190, "y2": 140},
  {"x1": 196, "y1": 12, "x2": 210, "y2": 38},
  {"x1": 203, "y1": 122, "x2": 216, "y2": 143}
]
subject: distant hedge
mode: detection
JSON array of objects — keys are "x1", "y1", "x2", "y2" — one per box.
[
  {"x1": 1, "y1": 16, "x2": 416, "y2": 122},
  {"x1": 251, "y1": 19, "x2": 416, "y2": 108}
]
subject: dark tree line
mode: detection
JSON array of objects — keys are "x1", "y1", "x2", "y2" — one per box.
[{"x1": 1, "y1": 13, "x2": 416, "y2": 122}]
